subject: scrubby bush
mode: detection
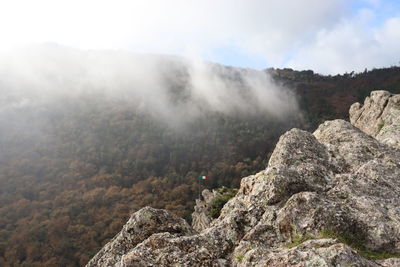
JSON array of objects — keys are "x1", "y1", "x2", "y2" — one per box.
[{"x1": 209, "y1": 187, "x2": 238, "y2": 218}]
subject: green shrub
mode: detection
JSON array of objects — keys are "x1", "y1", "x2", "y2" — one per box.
[{"x1": 208, "y1": 187, "x2": 238, "y2": 218}]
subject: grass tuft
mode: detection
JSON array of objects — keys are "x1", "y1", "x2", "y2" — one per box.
[
  {"x1": 319, "y1": 228, "x2": 400, "y2": 260},
  {"x1": 285, "y1": 233, "x2": 315, "y2": 248},
  {"x1": 377, "y1": 120, "x2": 385, "y2": 132},
  {"x1": 234, "y1": 253, "x2": 244, "y2": 262}
]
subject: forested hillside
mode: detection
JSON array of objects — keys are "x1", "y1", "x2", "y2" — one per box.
[
  {"x1": 271, "y1": 67, "x2": 400, "y2": 128},
  {"x1": 0, "y1": 97, "x2": 299, "y2": 266},
  {"x1": 1, "y1": 47, "x2": 400, "y2": 266}
]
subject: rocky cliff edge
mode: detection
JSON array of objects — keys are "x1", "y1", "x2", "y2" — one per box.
[{"x1": 87, "y1": 90, "x2": 400, "y2": 266}]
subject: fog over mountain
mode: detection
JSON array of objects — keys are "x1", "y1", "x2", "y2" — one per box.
[{"x1": 0, "y1": 44, "x2": 299, "y2": 127}]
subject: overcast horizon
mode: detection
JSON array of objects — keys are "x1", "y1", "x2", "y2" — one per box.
[{"x1": 0, "y1": 0, "x2": 400, "y2": 74}]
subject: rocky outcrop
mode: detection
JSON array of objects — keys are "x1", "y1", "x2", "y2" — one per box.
[
  {"x1": 235, "y1": 238, "x2": 379, "y2": 266},
  {"x1": 350, "y1": 90, "x2": 400, "y2": 149},
  {"x1": 86, "y1": 207, "x2": 195, "y2": 267},
  {"x1": 88, "y1": 91, "x2": 400, "y2": 266},
  {"x1": 191, "y1": 189, "x2": 222, "y2": 232}
]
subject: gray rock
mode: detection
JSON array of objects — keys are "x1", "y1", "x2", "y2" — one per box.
[
  {"x1": 191, "y1": 189, "x2": 222, "y2": 232},
  {"x1": 234, "y1": 239, "x2": 379, "y2": 267},
  {"x1": 86, "y1": 207, "x2": 195, "y2": 267},
  {"x1": 377, "y1": 258, "x2": 400, "y2": 267},
  {"x1": 350, "y1": 90, "x2": 400, "y2": 149},
  {"x1": 119, "y1": 229, "x2": 234, "y2": 267}
]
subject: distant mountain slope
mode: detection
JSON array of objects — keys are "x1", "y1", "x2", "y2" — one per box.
[{"x1": 269, "y1": 67, "x2": 400, "y2": 129}]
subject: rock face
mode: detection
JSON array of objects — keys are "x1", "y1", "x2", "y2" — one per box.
[
  {"x1": 236, "y1": 238, "x2": 378, "y2": 267},
  {"x1": 86, "y1": 207, "x2": 195, "y2": 267},
  {"x1": 87, "y1": 91, "x2": 400, "y2": 266},
  {"x1": 191, "y1": 189, "x2": 221, "y2": 232},
  {"x1": 350, "y1": 90, "x2": 400, "y2": 149}
]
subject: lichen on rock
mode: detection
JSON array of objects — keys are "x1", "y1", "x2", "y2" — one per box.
[
  {"x1": 191, "y1": 189, "x2": 220, "y2": 233},
  {"x1": 86, "y1": 207, "x2": 195, "y2": 267}
]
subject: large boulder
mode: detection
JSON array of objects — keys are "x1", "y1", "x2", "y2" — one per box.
[
  {"x1": 350, "y1": 90, "x2": 400, "y2": 149},
  {"x1": 86, "y1": 207, "x2": 195, "y2": 267}
]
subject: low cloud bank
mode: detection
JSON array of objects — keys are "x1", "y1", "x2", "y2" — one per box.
[{"x1": 0, "y1": 44, "x2": 299, "y2": 125}]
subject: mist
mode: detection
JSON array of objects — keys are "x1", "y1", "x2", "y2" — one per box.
[{"x1": 0, "y1": 44, "x2": 299, "y2": 129}]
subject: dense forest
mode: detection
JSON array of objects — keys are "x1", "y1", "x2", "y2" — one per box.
[
  {"x1": 1, "y1": 49, "x2": 400, "y2": 266},
  {"x1": 0, "y1": 97, "x2": 298, "y2": 266},
  {"x1": 271, "y1": 66, "x2": 400, "y2": 128}
]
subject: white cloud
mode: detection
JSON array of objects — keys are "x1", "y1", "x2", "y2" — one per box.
[
  {"x1": 0, "y1": 0, "x2": 398, "y2": 73},
  {"x1": 0, "y1": 0, "x2": 346, "y2": 64},
  {"x1": 286, "y1": 9, "x2": 400, "y2": 74}
]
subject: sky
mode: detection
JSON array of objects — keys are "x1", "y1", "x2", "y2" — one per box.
[{"x1": 0, "y1": 0, "x2": 399, "y2": 74}]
